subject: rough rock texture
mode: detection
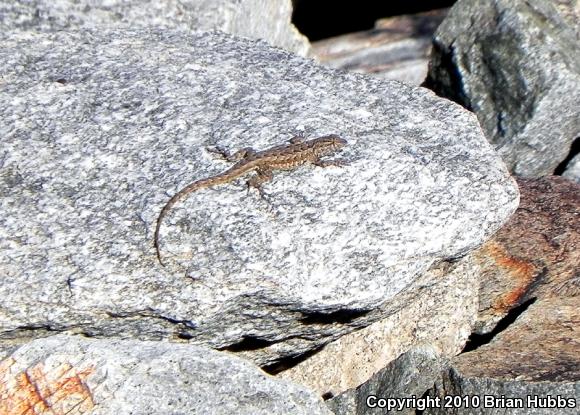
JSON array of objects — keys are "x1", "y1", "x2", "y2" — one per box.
[
  {"x1": 563, "y1": 153, "x2": 580, "y2": 183},
  {"x1": 553, "y1": 0, "x2": 580, "y2": 31},
  {"x1": 278, "y1": 256, "x2": 479, "y2": 396},
  {"x1": 425, "y1": 0, "x2": 580, "y2": 176},
  {"x1": 0, "y1": 0, "x2": 309, "y2": 55},
  {"x1": 421, "y1": 176, "x2": 580, "y2": 414},
  {"x1": 0, "y1": 29, "x2": 518, "y2": 366},
  {"x1": 0, "y1": 335, "x2": 331, "y2": 415},
  {"x1": 311, "y1": 9, "x2": 448, "y2": 85},
  {"x1": 453, "y1": 299, "x2": 580, "y2": 383},
  {"x1": 327, "y1": 346, "x2": 448, "y2": 415},
  {"x1": 424, "y1": 297, "x2": 580, "y2": 414},
  {"x1": 304, "y1": 177, "x2": 580, "y2": 414},
  {"x1": 471, "y1": 176, "x2": 580, "y2": 334}
]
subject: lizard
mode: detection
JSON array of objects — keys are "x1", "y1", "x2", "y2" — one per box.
[{"x1": 154, "y1": 134, "x2": 347, "y2": 266}]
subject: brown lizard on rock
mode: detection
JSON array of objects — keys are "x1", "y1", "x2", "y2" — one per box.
[{"x1": 154, "y1": 134, "x2": 347, "y2": 266}]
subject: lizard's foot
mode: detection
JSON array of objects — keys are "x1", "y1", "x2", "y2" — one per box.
[
  {"x1": 247, "y1": 183, "x2": 268, "y2": 199},
  {"x1": 246, "y1": 168, "x2": 273, "y2": 200},
  {"x1": 246, "y1": 182, "x2": 275, "y2": 208},
  {"x1": 246, "y1": 180, "x2": 267, "y2": 198}
]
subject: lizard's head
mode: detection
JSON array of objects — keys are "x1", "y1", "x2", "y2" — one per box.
[{"x1": 313, "y1": 134, "x2": 347, "y2": 154}]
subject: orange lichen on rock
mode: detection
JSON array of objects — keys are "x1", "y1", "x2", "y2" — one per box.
[
  {"x1": 483, "y1": 241, "x2": 537, "y2": 312},
  {"x1": 0, "y1": 357, "x2": 95, "y2": 415}
]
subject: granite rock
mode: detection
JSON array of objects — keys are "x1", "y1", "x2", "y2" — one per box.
[
  {"x1": 0, "y1": 0, "x2": 309, "y2": 55},
  {"x1": 0, "y1": 334, "x2": 331, "y2": 414},
  {"x1": 0, "y1": 29, "x2": 518, "y2": 365},
  {"x1": 278, "y1": 256, "x2": 479, "y2": 397}
]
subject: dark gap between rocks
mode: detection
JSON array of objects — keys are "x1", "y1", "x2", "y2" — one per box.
[
  {"x1": 422, "y1": 42, "x2": 471, "y2": 108},
  {"x1": 221, "y1": 309, "x2": 370, "y2": 374},
  {"x1": 554, "y1": 136, "x2": 580, "y2": 175},
  {"x1": 263, "y1": 344, "x2": 326, "y2": 375},
  {"x1": 3, "y1": 324, "x2": 67, "y2": 340},
  {"x1": 292, "y1": 0, "x2": 457, "y2": 41},
  {"x1": 321, "y1": 391, "x2": 334, "y2": 400},
  {"x1": 220, "y1": 335, "x2": 276, "y2": 352},
  {"x1": 461, "y1": 297, "x2": 536, "y2": 353},
  {"x1": 300, "y1": 308, "x2": 371, "y2": 325}
]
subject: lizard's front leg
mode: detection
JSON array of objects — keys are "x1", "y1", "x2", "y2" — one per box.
[{"x1": 208, "y1": 146, "x2": 256, "y2": 162}]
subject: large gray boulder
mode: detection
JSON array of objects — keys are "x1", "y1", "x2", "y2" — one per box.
[
  {"x1": 0, "y1": 29, "x2": 518, "y2": 366},
  {"x1": 425, "y1": 0, "x2": 580, "y2": 176}
]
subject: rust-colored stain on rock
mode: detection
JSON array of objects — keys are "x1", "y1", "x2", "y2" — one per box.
[
  {"x1": 0, "y1": 358, "x2": 95, "y2": 415},
  {"x1": 484, "y1": 241, "x2": 536, "y2": 312}
]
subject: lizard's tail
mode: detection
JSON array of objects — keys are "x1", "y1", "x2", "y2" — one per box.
[
  {"x1": 154, "y1": 179, "x2": 207, "y2": 266},
  {"x1": 154, "y1": 162, "x2": 254, "y2": 266}
]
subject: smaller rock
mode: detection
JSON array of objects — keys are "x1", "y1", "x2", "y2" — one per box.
[
  {"x1": 422, "y1": 176, "x2": 580, "y2": 415},
  {"x1": 424, "y1": 297, "x2": 579, "y2": 415},
  {"x1": 310, "y1": 9, "x2": 448, "y2": 85},
  {"x1": 0, "y1": 335, "x2": 331, "y2": 415},
  {"x1": 472, "y1": 176, "x2": 580, "y2": 334},
  {"x1": 327, "y1": 346, "x2": 448, "y2": 415},
  {"x1": 425, "y1": 0, "x2": 580, "y2": 176}
]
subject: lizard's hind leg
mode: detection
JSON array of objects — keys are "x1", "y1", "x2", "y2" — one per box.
[{"x1": 247, "y1": 167, "x2": 273, "y2": 198}]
